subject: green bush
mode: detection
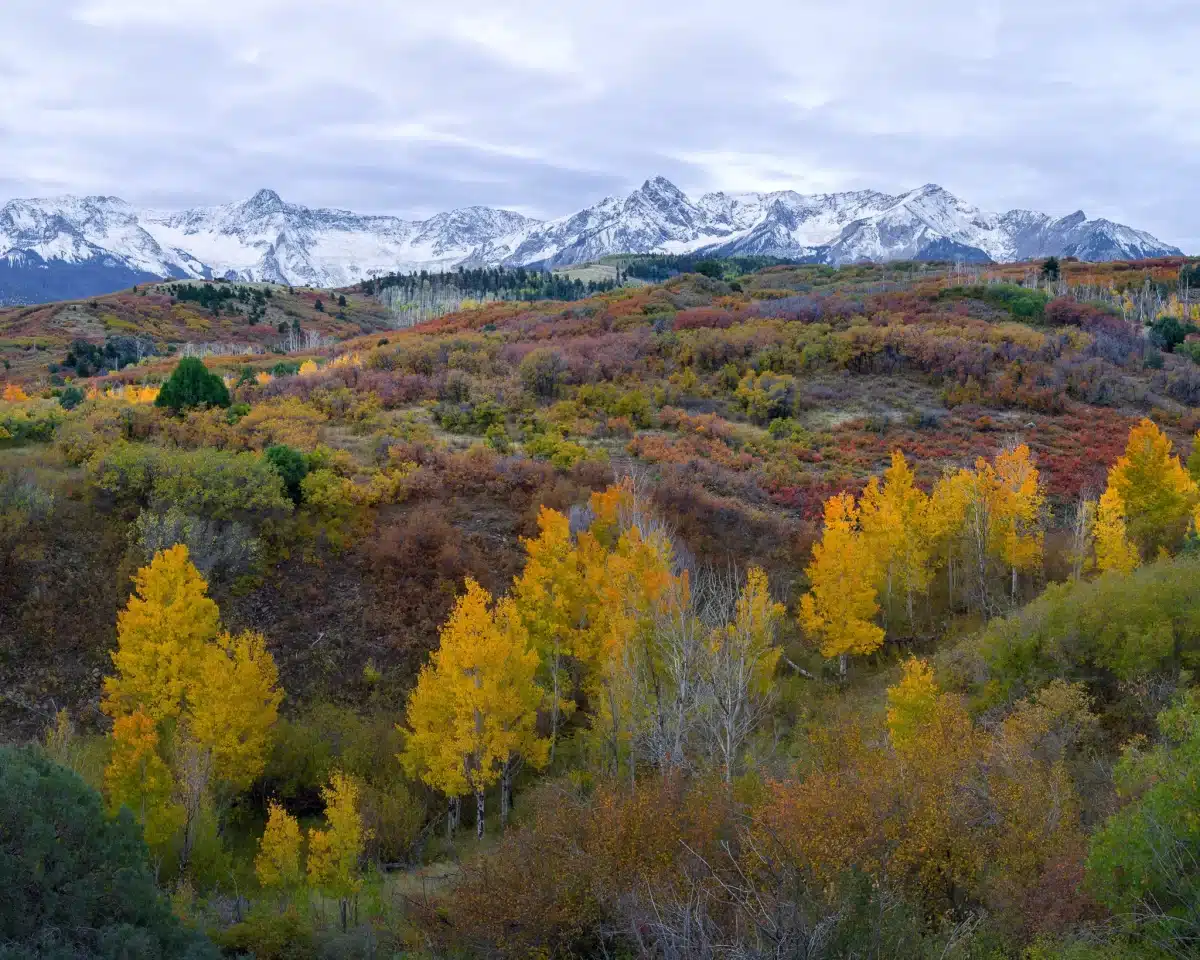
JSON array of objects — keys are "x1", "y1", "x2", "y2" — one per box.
[
  {"x1": 1086, "y1": 691, "x2": 1200, "y2": 953},
  {"x1": 977, "y1": 556, "x2": 1200, "y2": 701},
  {"x1": 155, "y1": 357, "x2": 230, "y2": 413},
  {"x1": 0, "y1": 745, "x2": 217, "y2": 959},
  {"x1": 88, "y1": 441, "x2": 292, "y2": 518},
  {"x1": 265, "y1": 444, "x2": 310, "y2": 504},
  {"x1": 213, "y1": 908, "x2": 315, "y2": 960},
  {"x1": 58, "y1": 386, "x2": 85, "y2": 410}
]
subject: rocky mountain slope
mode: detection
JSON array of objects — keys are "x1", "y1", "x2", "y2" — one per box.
[{"x1": 0, "y1": 178, "x2": 1183, "y2": 303}]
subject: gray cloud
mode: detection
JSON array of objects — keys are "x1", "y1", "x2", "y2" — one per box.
[{"x1": 2, "y1": 0, "x2": 1198, "y2": 248}]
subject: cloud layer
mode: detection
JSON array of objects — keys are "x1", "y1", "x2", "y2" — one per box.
[{"x1": 3, "y1": 0, "x2": 1198, "y2": 248}]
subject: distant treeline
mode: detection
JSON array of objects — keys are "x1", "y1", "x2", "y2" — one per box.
[
  {"x1": 361, "y1": 267, "x2": 620, "y2": 303},
  {"x1": 616, "y1": 254, "x2": 800, "y2": 283},
  {"x1": 163, "y1": 283, "x2": 272, "y2": 311}
]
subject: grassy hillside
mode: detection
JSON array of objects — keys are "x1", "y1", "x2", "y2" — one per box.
[{"x1": 3, "y1": 255, "x2": 1200, "y2": 957}]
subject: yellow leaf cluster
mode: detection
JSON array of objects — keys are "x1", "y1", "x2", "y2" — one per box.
[
  {"x1": 104, "y1": 711, "x2": 185, "y2": 848},
  {"x1": 799, "y1": 492, "x2": 884, "y2": 666},
  {"x1": 401, "y1": 579, "x2": 549, "y2": 798},
  {"x1": 1097, "y1": 419, "x2": 1198, "y2": 563},
  {"x1": 255, "y1": 800, "x2": 303, "y2": 891},
  {"x1": 306, "y1": 771, "x2": 369, "y2": 898},
  {"x1": 2, "y1": 383, "x2": 30, "y2": 402}
]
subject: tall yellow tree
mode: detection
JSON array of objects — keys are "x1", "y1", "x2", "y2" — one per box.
[
  {"x1": 510, "y1": 506, "x2": 585, "y2": 754},
  {"x1": 103, "y1": 543, "x2": 221, "y2": 722},
  {"x1": 800, "y1": 492, "x2": 884, "y2": 677},
  {"x1": 101, "y1": 545, "x2": 282, "y2": 862},
  {"x1": 1094, "y1": 487, "x2": 1139, "y2": 575},
  {"x1": 989, "y1": 444, "x2": 1045, "y2": 599},
  {"x1": 307, "y1": 771, "x2": 368, "y2": 931},
  {"x1": 860, "y1": 451, "x2": 933, "y2": 625},
  {"x1": 1101, "y1": 419, "x2": 1198, "y2": 560},
  {"x1": 400, "y1": 578, "x2": 548, "y2": 839},
  {"x1": 256, "y1": 800, "x2": 304, "y2": 897}
]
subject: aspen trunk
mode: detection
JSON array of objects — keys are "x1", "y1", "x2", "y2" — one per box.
[
  {"x1": 475, "y1": 790, "x2": 485, "y2": 840},
  {"x1": 500, "y1": 766, "x2": 511, "y2": 827}
]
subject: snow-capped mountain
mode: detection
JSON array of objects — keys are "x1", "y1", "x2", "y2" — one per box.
[{"x1": 0, "y1": 178, "x2": 1184, "y2": 305}]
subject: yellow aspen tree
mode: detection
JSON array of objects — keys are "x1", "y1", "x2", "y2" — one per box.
[
  {"x1": 591, "y1": 522, "x2": 676, "y2": 775},
  {"x1": 990, "y1": 444, "x2": 1046, "y2": 600},
  {"x1": 1094, "y1": 487, "x2": 1139, "y2": 575},
  {"x1": 800, "y1": 492, "x2": 884, "y2": 677},
  {"x1": 103, "y1": 544, "x2": 221, "y2": 722},
  {"x1": 255, "y1": 800, "x2": 304, "y2": 895},
  {"x1": 1104, "y1": 419, "x2": 1199, "y2": 558},
  {"x1": 706, "y1": 566, "x2": 783, "y2": 782},
  {"x1": 186, "y1": 630, "x2": 283, "y2": 792},
  {"x1": 929, "y1": 468, "x2": 973, "y2": 610},
  {"x1": 510, "y1": 506, "x2": 583, "y2": 754},
  {"x1": 860, "y1": 451, "x2": 933, "y2": 625},
  {"x1": 886, "y1": 659, "x2": 942, "y2": 756},
  {"x1": 104, "y1": 711, "x2": 184, "y2": 850},
  {"x1": 400, "y1": 579, "x2": 548, "y2": 839},
  {"x1": 307, "y1": 771, "x2": 368, "y2": 931}
]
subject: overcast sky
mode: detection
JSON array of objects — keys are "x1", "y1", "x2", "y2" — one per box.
[{"x1": 2, "y1": 0, "x2": 1198, "y2": 249}]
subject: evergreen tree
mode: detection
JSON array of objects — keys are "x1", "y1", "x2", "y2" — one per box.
[{"x1": 155, "y1": 358, "x2": 230, "y2": 413}]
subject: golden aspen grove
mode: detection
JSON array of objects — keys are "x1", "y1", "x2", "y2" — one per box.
[{"x1": 4, "y1": 257, "x2": 1200, "y2": 958}]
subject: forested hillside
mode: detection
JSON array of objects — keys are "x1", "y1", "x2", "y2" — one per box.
[{"x1": 2, "y1": 255, "x2": 1200, "y2": 958}]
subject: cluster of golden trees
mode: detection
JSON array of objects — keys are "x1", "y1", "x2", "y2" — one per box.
[
  {"x1": 97, "y1": 545, "x2": 369, "y2": 927},
  {"x1": 802, "y1": 445, "x2": 1045, "y2": 672},
  {"x1": 802, "y1": 420, "x2": 1200, "y2": 674},
  {"x1": 399, "y1": 481, "x2": 786, "y2": 837}
]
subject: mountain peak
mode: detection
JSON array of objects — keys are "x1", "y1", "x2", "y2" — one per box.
[
  {"x1": 244, "y1": 188, "x2": 285, "y2": 213},
  {"x1": 637, "y1": 176, "x2": 688, "y2": 201}
]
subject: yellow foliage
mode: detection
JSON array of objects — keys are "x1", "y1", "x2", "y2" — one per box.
[
  {"x1": 298, "y1": 360, "x2": 319, "y2": 376},
  {"x1": 886, "y1": 658, "x2": 942, "y2": 753},
  {"x1": 1094, "y1": 487, "x2": 1139, "y2": 575},
  {"x1": 255, "y1": 371, "x2": 273, "y2": 386},
  {"x1": 329, "y1": 351, "x2": 363, "y2": 369},
  {"x1": 104, "y1": 711, "x2": 185, "y2": 848},
  {"x1": 185, "y1": 630, "x2": 283, "y2": 790},
  {"x1": 401, "y1": 579, "x2": 549, "y2": 800},
  {"x1": 859, "y1": 451, "x2": 933, "y2": 618},
  {"x1": 306, "y1": 771, "x2": 369, "y2": 898},
  {"x1": 1101, "y1": 418, "x2": 1198, "y2": 559},
  {"x1": 799, "y1": 492, "x2": 884, "y2": 668},
  {"x1": 2, "y1": 383, "x2": 29, "y2": 402},
  {"x1": 255, "y1": 800, "x2": 303, "y2": 891},
  {"x1": 103, "y1": 544, "x2": 221, "y2": 722}
]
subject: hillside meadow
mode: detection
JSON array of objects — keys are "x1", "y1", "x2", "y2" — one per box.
[{"x1": 2, "y1": 256, "x2": 1200, "y2": 958}]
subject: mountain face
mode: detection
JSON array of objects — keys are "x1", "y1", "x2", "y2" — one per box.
[{"x1": 0, "y1": 179, "x2": 1183, "y2": 305}]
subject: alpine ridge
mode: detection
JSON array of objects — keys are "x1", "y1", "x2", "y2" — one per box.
[{"x1": 0, "y1": 177, "x2": 1183, "y2": 304}]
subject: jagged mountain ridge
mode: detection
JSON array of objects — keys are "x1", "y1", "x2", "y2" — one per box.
[{"x1": 0, "y1": 178, "x2": 1183, "y2": 304}]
